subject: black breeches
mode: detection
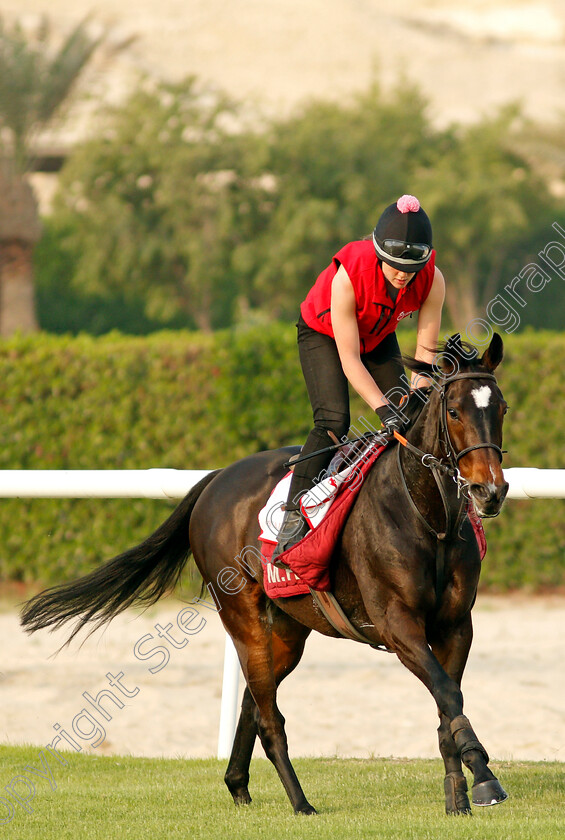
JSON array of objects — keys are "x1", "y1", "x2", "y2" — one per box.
[{"x1": 286, "y1": 316, "x2": 404, "y2": 509}]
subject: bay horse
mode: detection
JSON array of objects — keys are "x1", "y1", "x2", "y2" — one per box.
[{"x1": 21, "y1": 333, "x2": 510, "y2": 816}]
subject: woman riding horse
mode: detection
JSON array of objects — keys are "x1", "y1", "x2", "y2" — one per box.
[
  {"x1": 20, "y1": 333, "x2": 510, "y2": 817},
  {"x1": 273, "y1": 194, "x2": 446, "y2": 559}
]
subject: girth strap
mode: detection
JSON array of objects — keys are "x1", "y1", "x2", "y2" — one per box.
[{"x1": 309, "y1": 589, "x2": 392, "y2": 652}]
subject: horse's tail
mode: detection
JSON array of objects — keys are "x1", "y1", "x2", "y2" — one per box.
[{"x1": 20, "y1": 469, "x2": 221, "y2": 646}]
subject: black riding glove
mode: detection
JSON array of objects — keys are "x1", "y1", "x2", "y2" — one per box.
[{"x1": 375, "y1": 403, "x2": 407, "y2": 436}]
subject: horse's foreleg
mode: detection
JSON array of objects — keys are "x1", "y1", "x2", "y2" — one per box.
[
  {"x1": 449, "y1": 714, "x2": 507, "y2": 807},
  {"x1": 429, "y1": 620, "x2": 473, "y2": 814},
  {"x1": 432, "y1": 620, "x2": 507, "y2": 807},
  {"x1": 220, "y1": 590, "x2": 316, "y2": 815},
  {"x1": 381, "y1": 602, "x2": 507, "y2": 810}
]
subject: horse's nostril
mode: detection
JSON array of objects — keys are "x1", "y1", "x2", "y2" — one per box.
[
  {"x1": 470, "y1": 482, "x2": 509, "y2": 508},
  {"x1": 498, "y1": 482, "x2": 509, "y2": 503}
]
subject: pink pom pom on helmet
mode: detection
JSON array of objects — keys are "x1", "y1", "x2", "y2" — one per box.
[{"x1": 396, "y1": 194, "x2": 420, "y2": 213}]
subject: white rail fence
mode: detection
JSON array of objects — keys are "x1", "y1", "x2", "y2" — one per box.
[
  {"x1": 1, "y1": 467, "x2": 564, "y2": 759},
  {"x1": 0, "y1": 467, "x2": 564, "y2": 500}
]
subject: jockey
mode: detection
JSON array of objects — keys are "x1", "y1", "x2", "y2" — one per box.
[{"x1": 272, "y1": 194, "x2": 445, "y2": 560}]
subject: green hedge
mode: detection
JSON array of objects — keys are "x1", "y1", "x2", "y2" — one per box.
[
  {"x1": 0, "y1": 327, "x2": 563, "y2": 590},
  {"x1": 476, "y1": 329, "x2": 565, "y2": 590}
]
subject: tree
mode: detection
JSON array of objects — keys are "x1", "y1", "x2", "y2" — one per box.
[
  {"x1": 40, "y1": 78, "x2": 564, "y2": 334},
  {"x1": 0, "y1": 15, "x2": 101, "y2": 335},
  {"x1": 247, "y1": 82, "x2": 438, "y2": 318},
  {"x1": 412, "y1": 108, "x2": 559, "y2": 326},
  {"x1": 42, "y1": 79, "x2": 442, "y2": 331},
  {"x1": 48, "y1": 79, "x2": 272, "y2": 332}
]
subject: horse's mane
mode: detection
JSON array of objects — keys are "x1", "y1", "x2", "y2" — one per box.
[
  {"x1": 398, "y1": 334, "x2": 484, "y2": 426},
  {"x1": 397, "y1": 387, "x2": 431, "y2": 425},
  {"x1": 402, "y1": 333, "x2": 481, "y2": 380}
]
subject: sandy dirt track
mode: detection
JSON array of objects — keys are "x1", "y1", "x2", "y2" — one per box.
[{"x1": 2, "y1": 594, "x2": 564, "y2": 763}]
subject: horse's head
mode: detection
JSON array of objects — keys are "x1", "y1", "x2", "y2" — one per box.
[
  {"x1": 437, "y1": 333, "x2": 509, "y2": 517},
  {"x1": 404, "y1": 332, "x2": 509, "y2": 518}
]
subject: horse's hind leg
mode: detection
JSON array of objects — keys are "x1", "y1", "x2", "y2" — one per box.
[
  {"x1": 224, "y1": 686, "x2": 257, "y2": 806},
  {"x1": 220, "y1": 589, "x2": 315, "y2": 814},
  {"x1": 225, "y1": 614, "x2": 311, "y2": 807}
]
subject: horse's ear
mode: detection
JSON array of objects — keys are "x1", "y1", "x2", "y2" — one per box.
[
  {"x1": 480, "y1": 332, "x2": 504, "y2": 371},
  {"x1": 445, "y1": 333, "x2": 462, "y2": 355},
  {"x1": 445, "y1": 333, "x2": 478, "y2": 364}
]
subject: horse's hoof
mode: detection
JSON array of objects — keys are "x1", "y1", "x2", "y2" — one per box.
[
  {"x1": 295, "y1": 802, "x2": 317, "y2": 815},
  {"x1": 228, "y1": 783, "x2": 252, "y2": 806},
  {"x1": 472, "y1": 779, "x2": 508, "y2": 807},
  {"x1": 446, "y1": 800, "x2": 472, "y2": 816},
  {"x1": 232, "y1": 792, "x2": 252, "y2": 806},
  {"x1": 447, "y1": 807, "x2": 472, "y2": 816}
]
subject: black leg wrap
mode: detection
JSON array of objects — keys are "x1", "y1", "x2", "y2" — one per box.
[
  {"x1": 444, "y1": 771, "x2": 471, "y2": 815},
  {"x1": 450, "y1": 715, "x2": 489, "y2": 764}
]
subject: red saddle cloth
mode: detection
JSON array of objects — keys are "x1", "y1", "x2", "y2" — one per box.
[
  {"x1": 260, "y1": 445, "x2": 487, "y2": 600},
  {"x1": 260, "y1": 443, "x2": 386, "y2": 598}
]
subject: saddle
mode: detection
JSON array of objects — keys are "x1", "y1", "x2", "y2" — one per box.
[
  {"x1": 259, "y1": 438, "x2": 388, "y2": 597},
  {"x1": 259, "y1": 434, "x2": 487, "y2": 645}
]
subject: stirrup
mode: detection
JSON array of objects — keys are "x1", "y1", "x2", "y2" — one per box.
[{"x1": 272, "y1": 509, "x2": 309, "y2": 565}]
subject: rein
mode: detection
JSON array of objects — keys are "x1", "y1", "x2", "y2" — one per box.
[{"x1": 393, "y1": 371, "x2": 503, "y2": 602}]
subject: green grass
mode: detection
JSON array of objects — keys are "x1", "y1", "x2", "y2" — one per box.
[{"x1": 1, "y1": 747, "x2": 564, "y2": 839}]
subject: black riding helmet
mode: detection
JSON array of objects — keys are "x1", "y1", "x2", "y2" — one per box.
[{"x1": 372, "y1": 195, "x2": 433, "y2": 273}]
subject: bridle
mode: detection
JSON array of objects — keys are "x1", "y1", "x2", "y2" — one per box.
[
  {"x1": 394, "y1": 370, "x2": 505, "y2": 602},
  {"x1": 395, "y1": 371, "x2": 504, "y2": 483},
  {"x1": 439, "y1": 371, "x2": 504, "y2": 466},
  {"x1": 283, "y1": 371, "x2": 504, "y2": 478}
]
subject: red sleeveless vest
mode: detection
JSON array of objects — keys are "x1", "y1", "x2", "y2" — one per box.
[{"x1": 300, "y1": 240, "x2": 436, "y2": 354}]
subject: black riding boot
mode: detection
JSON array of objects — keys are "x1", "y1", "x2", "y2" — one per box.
[{"x1": 272, "y1": 507, "x2": 310, "y2": 563}]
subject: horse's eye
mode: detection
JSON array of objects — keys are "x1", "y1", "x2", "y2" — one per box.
[
  {"x1": 447, "y1": 408, "x2": 458, "y2": 420},
  {"x1": 503, "y1": 404, "x2": 509, "y2": 415}
]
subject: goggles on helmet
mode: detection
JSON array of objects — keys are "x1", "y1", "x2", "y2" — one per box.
[{"x1": 380, "y1": 239, "x2": 431, "y2": 261}]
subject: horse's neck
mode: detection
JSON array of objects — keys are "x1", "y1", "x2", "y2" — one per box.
[
  {"x1": 406, "y1": 391, "x2": 443, "y2": 458},
  {"x1": 398, "y1": 392, "x2": 458, "y2": 529}
]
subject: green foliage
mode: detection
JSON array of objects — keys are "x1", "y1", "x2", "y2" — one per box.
[
  {"x1": 480, "y1": 330, "x2": 565, "y2": 590},
  {"x1": 0, "y1": 326, "x2": 308, "y2": 584},
  {"x1": 0, "y1": 16, "x2": 101, "y2": 172},
  {"x1": 0, "y1": 329, "x2": 563, "y2": 590},
  {"x1": 411, "y1": 108, "x2": 564, "y2": 325},
  {"x1": 245, "y1": 82, "x2": 439, "y2": 318},
  {"x1": 37, "y1": 76, "x2": 565, "y2": 334},
  {"x1": 44, "y1": 78, "x2": 273, "y2": 332},
  {"x1": 35, "y1": 219, "x2": 188, "y2": 335},
  {"x1": 0, "y1": 748, "x2": 564, "y2": 840}
]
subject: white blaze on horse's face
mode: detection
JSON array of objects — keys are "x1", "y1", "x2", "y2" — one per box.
[
  {"x1": 471, "y1": 385, "x2": 492, "y2": 409},
  {"x1": 446, "y1": 376, "x2": 508, "y2": 518}
]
